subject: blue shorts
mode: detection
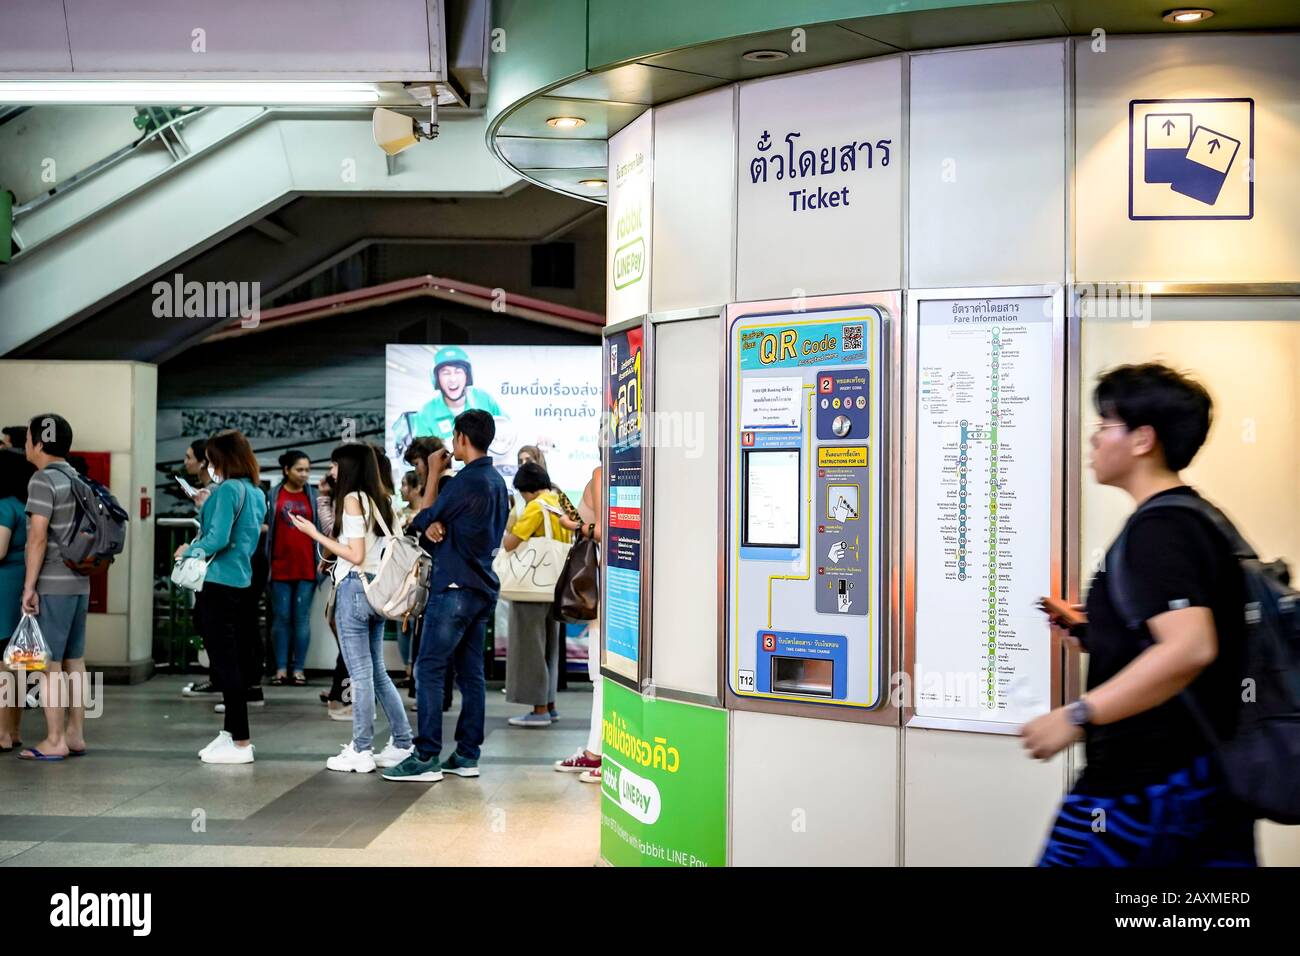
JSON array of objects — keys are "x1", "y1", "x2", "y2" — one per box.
[
  {"x1": 1038, "y1": 755, "x2": 1257, "y2": 867},
  {"x1": 36, "y1": 593, "x2": 89, "y2": 662}
]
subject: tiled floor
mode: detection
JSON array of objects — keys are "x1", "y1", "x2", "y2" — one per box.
[{"x1": 0, "y1": 675, "x2": 601, "y2": 866}]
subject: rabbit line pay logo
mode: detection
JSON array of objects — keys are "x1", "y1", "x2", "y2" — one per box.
[{"x1": 1128, "y1": 98, "x2": 1253, "y2": 220}]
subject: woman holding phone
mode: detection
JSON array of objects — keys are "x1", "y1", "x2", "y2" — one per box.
[
  {"x1": 183, "y1": 431, "x2": 268, "y2": 765},
  {"x1": 289, "y1": 443, "x2": 413, "y2": 773}
]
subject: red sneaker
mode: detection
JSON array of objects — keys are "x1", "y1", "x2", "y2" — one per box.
[
  {"x1": 579, "y1": 769, "x2": 601, "y2": 784},
  {"x1": 554, "y1": 750, "x2": 601, "y2": 773}
]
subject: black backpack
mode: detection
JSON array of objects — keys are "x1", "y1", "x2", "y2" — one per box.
[{"x1": 1108, "y1": 494, "x2": 1300, "y2": 824}]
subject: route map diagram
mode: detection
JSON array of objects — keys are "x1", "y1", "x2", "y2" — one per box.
[{"x1": 914, "y1": 299, "x2": 1054, "y2": 724}]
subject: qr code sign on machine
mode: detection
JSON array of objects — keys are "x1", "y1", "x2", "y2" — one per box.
[{"x1": 842, "y1": 324, "x2": 864, "y2": 352}]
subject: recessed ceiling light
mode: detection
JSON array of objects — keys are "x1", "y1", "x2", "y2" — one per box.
[
  {"x1": 1162, "y1": 8, "x2": 1214, "y2": 24},
  {"x1": 742, "y1": 49, "x2": 789, "y2": 63},
  {"x1": 578, "y1": 178, "x2": 607, "y2": 187},
  {"x1": 546, "y1": 116, "x2": 586, "y2": 129}
]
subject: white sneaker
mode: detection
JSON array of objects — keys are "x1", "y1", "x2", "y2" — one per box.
[
  {"x1": 374, "y1": 739, "x2": 415, "y2": 769},
  {"x1": 200, "y1": 737, "x2": 255, "y2": 764},
  {"x1": 326, "y1": 742, "x2": 376, "y2": 773},
  {"x1": 327, "y1": 704, "x2": 353, "y2": 721},
  {"x1": 198, "y1": 731, "x2": 232, "y2": 758}
]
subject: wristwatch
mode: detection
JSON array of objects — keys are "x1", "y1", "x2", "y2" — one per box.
[{"x1": 1066, "y1": 697, "x2": 1094, "y2": 727}]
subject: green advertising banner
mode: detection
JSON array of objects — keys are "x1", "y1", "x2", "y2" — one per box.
[{"x1": 599, "y1": 679, "x2": 727, "y2": 867}]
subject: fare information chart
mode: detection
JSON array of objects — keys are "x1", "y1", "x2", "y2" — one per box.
[{"x1": 914, "y1": 298, "x2": 1053, "y2": 724}]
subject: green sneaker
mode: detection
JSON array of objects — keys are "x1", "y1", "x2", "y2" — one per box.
[
  {"x1": 440, "y1": 752, "x2": 480, "y2": 778},
  {"x1": 381, "y1": 751, "x2": 443, "y2": 783}
]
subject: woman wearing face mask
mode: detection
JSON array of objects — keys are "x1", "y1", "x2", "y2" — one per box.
[
  {"x1": 180, "y1": 438, "x2": 221, "y2": 700},
  {"x1": 183, "y1": 439, "x2": 213, "y2": 510},
  {"x1": 290, "y1": 444, "x2": 413, "y2": 772},
  {"x1": 181, "y1": 431, "x2": 268, "y2": 764},
  {"x1": 265, "y1": 451, "x2": 321, "y2": 687}
]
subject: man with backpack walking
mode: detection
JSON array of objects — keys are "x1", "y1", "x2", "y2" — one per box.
[
  {"x1": 19, "y1": 414, "x2": 95, "y2": 760},
  {"x1": 1025, "y1": 363, "x2": 1273, "y2": 866}
]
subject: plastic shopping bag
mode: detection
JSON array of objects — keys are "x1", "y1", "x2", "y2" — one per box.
[{"x1": 4, "y1": 613, "x2": 50, "y2": 671}]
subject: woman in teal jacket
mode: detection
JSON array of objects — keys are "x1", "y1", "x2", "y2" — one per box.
[
  {"x1": 179, "y1": 431, "x2": 268, "y2": 765},
  {"x1": 0, "y1": 450, "x2": 36, "y2": 750}
]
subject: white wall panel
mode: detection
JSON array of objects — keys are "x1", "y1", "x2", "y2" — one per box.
[
  {"x1": 737, "y1": 58, "x2": 903, "y2": 300},
  {"x1": 904, "y1": 727, "x2": 1065, "y2": 866},
  {"x1": 909, "y1": 42, "x2": 1065, "y2": 287},
  {"x1": 651, "y1": 88, "x2": 736, "y2": 312},
  {"x1": 732, "y1": 710, "x2": 898, "y2": 865},
  {"x1": 650, "y1": 317, "x2": 720, "y2": 698},
  {"x1": 1075, "y1": 34, "x2": 1300, "y2": 282}
]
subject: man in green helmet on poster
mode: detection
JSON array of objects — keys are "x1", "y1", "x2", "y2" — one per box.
[{"x1": 394, "y1": 347, "x2": 504, "y2": 453}]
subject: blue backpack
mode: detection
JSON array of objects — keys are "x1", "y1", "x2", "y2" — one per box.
[{"x1": 1108, "y1": 494, "x2": 1300, "y2": 824}]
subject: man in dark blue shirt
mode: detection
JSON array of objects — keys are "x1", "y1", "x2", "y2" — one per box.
[{"x1": 384, "y1": 409, "x2": 509, "y2": 784}]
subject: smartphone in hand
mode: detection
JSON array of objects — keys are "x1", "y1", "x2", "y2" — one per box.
[{"x1": 1038, "y1": 595, "x2": 1086, "y2": 629}]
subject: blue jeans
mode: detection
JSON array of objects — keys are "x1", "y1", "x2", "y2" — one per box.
[
  {"x1": 398, "y1": 616, "x2": 415, "y2": 665},
  {"x1": 415, "y1": 587, "x2": 492, "y2": 761},
  {"x1": 269, "y1": 579, "x2": 314, "y2": 672},
  {"x1": 335, "y1": 574, "x2": 412, "y2": 753}
]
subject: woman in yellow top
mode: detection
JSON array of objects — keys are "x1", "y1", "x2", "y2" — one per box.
[{"x1": 501, "y1": 461, "x2": 572, "y2": 728}]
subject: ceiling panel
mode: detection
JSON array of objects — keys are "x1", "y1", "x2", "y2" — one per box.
[
  {"x1": 521, "y1": 166, "x2": 609, "y2": 199},
  {"x1": 497, "y1": 136, "x2": 608, "y2": 169},
  {"x1": 552, "y1": 62, "x2": 723, "y2": 104},
  {"x1": 640, "y1": 23, "x2": 898, "y2": 82},
  {"x1": 496, "y1": 96, "x2": 647, "y2": 139}
]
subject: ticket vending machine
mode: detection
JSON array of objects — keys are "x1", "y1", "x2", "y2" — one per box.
[{"x1": 723, "y1": 296, "x2": 892, "y2": 718}]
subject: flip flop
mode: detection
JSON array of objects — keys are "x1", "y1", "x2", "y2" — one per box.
[
  {"x1": 67, "y1": 749, "x2": 86, "y2": 757},
  {"x1": 17, "y1": 747, "x2": 65, "y2": 761}
]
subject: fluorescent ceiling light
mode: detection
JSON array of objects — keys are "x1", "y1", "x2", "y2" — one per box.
[{"x1": 0, "y1": 81, "x2": 382, "y2": 105}]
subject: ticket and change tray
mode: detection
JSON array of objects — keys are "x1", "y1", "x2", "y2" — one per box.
[{"x1": 724, "y1": 301, "x2": 887, "y2": 714}]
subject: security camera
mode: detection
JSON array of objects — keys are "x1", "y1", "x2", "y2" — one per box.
[{"x1": 372, "y1": 104, "x2": 439, "y2": 156}]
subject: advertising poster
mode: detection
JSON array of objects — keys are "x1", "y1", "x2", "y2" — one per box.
[
  {"x1": 607, "y1": 111, "x2": 653, "y2": 323},
  {"x1": 387, "y1": 344, "x2": 601, "y2": 663},
  {"x1": 599, "y1": 679, "x2": 727, "y2": 868},
  {"x1": 603, "y1": 326, "x2": 643, "y2": 681},
  {"x1": 385, "y1": 344, "x2": 601, "y2": 498}
]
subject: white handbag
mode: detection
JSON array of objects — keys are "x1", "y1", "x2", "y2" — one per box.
[
  {"x1": 493, "y1": 500, "x2": 571, "y2": 603},
  {"x1": 171, "y1": 551, "x2": 213, "y2": 591},
  {"x1": 171, "y1": 483, "x2": 248, "y2": 592}
]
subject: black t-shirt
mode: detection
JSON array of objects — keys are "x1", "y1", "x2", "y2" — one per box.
[{"x1": 1077, "y1": 487, "x2": 1245, "y2": 794}]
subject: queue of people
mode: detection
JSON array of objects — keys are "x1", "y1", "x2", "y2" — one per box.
[{"x1": 165, "y1": 410, "x2": 603, "y2": 782}]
